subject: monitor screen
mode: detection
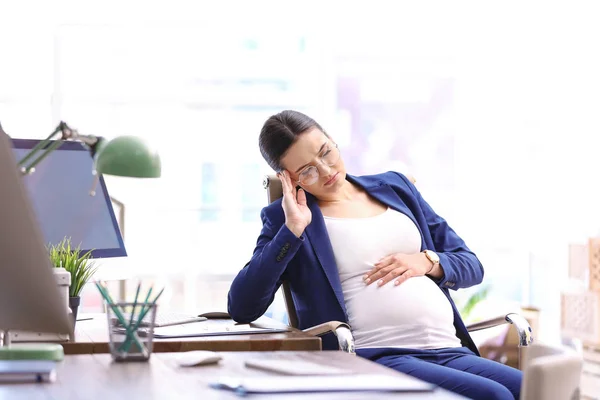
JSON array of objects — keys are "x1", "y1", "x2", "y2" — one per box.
[{"x1": 12, "y1": 139, "x2": 126, "y2": 258}]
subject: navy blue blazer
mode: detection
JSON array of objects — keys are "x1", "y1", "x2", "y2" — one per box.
[{"x1": 228, "y1": 171, "x2": 484, "y2": 353}]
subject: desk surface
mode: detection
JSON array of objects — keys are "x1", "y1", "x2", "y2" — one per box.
[
  {"x1": 0, "y1": 351, "x2": 464, "y2": 399},
  {"x1": 64, "y1": 315, "x2": 321, "y2": 354}
]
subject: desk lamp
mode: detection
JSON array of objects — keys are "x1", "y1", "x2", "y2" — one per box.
[
  {"x1": 18, "y1": 121, "x2": 161, "y2": 178},
  {"x1": 0, "y1": 121, "x2": 160, "y2": 363}
]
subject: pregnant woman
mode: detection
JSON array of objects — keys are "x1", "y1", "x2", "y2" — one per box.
[{"x1": 228, "y1": 110, "x2": 521, "y2": 399}]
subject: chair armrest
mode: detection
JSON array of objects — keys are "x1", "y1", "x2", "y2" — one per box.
[
  {"x1": 302, "y1": 321, "x2": 355, "y2": 354},
  {"x1": 467, "y1": 312, "x2": 534, "y2": 347},
  {"x1": 466, "y1": 315, "x2": 509, "y2": 332}
]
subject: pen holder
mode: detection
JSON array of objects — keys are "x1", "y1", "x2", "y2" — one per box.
[{"x1": 106, "y1": 302, "x2": 157, "y2": 362}]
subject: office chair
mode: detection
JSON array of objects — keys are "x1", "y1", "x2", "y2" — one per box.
[
  {"x1": 520, "y1": 343, "x2": 583, "y2": 400},
  {"x1": 263, "y1": 174, "x2": 534, "y2": 360}
]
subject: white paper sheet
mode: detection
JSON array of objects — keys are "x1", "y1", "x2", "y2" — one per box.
[{"x1": 210, "y1": 374, "x2": 435, "y2": 394}]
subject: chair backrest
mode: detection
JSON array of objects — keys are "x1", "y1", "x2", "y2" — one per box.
[
  {"x1": 520, "y1": 343, "x2": 583, "y2": 400},
  {"x1": 263, "y1": 175, "x2": 283, "y2": 204},
  {"x1": 263, "y1": 174, "x2": 299, "y2": 328}
]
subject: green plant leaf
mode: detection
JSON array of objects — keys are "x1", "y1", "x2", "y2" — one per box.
[
  {"x1": 47, "y1": 237, "x2": 98, "y2": 297},
  {"x1": 460, "y1": 286, "x2": 490, "y2": 321}
]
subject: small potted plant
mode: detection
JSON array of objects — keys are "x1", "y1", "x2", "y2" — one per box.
[{"x1": 48, "y1": 237, "x2": 98, "y2": 324}]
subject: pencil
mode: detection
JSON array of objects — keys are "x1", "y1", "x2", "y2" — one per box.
[
  {"x1": 95, "y1": 282, "x2": 144, "y2": 352},
  {"x1": 122, "y1": 287, "x2": 165, "y2": 352}
]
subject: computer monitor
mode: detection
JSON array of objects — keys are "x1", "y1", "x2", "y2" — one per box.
[
  {"x1": 11, "y1": 138, "x2": 126, "y2": 258},
  {"x1": 0, "y1": 128, "x2": 72, "y2": 336}
]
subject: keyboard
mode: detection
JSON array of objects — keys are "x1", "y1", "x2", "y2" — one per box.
[{"x1": 115, "y1": 312, "x2": 207, "y2": 328}]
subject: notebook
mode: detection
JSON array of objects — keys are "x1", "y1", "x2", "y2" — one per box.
[
  {"x1": 0, "y1": 360, "x2": 57, "y2": 383},
  {"x1": 210, "y1": 374, "x2": 436, "y2": 395}
]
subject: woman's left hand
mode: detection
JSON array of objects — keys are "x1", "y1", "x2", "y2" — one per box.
[{"x1": 363, "y1": 252, "x2": 433, "y2": 287}]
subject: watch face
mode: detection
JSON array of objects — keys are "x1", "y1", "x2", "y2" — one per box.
[{"x1": 427, "y1": 250, "x2": 440, "y2": 263}]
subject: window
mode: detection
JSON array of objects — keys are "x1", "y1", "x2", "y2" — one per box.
[
  {"x1": 200, "y1": 163, "x2": 220, "y2": 222},
  {"x1": 241, "y1": 163, "x2": 264, "y2": 222},
  {"x1": 3, "y1": 6, "x2": 599, "y2": 342}
]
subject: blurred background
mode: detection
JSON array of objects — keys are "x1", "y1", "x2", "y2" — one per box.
[{"x1": 2, "y1": 0, "x2": 600, "y2": 346}]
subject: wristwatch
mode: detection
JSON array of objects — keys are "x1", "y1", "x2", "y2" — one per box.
[{"x1": 423, "y1": 250, "x2": 440, "y2": 274}]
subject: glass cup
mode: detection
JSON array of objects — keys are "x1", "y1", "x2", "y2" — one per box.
[{"x1": 105, "y1": 302, "x2": 157, "y2": 362}]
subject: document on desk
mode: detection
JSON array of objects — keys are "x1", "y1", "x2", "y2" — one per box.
[
  {"x1": 210, "y1": 374, "x2": 436, "y2": 395},
  {"x1": 151, "y1": 319, "x2": 289, "y2": 339},
  {"x1": 245, "y1": 358, "x2": 352, "y2": 375},
  {"x1": 0, "y1": 360, "x2": 57, "y2": 383}
]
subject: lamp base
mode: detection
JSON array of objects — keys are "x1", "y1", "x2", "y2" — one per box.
[{"x1": 0, "y1": 343, "x2": 64, "y2": 361}]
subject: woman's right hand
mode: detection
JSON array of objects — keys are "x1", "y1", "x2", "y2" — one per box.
[{"x1": 279, "y1": 170, "x2": 312, "y2": 238}]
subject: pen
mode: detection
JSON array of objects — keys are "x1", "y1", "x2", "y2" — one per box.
[
  {"x1": 95, "y1": 282, "x2": 144, "y2": 352},
  {"x1": 122, "y1": 287, "x2": 164, "y2": 352}
]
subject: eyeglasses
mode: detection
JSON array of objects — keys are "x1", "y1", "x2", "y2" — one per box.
[{"x1": 295, "y1": 143, "x2": 340, "y2": 186}]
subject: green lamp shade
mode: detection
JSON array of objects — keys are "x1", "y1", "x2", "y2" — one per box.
[{"x1": 95, "y1": 136, "x2": 161, "y2": 178}]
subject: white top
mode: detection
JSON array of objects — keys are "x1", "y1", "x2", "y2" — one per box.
[{"x1": 324, "y1": 208, "x2": 461, "y2": 350}]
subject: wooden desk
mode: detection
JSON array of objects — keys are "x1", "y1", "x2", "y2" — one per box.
[
  {"x1": 0, "y1": 352, "x2": 465, "y2": 399},
  {"x1": 63, "y1": 315, "x2": 321, "y2": 354}
]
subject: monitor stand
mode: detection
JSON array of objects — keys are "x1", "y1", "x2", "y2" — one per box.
[{"x1": 0, "y1": 330, "x2": 64, "y2": 361}]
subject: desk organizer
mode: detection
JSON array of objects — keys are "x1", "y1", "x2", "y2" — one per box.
[
  {"x1": 106, "y1": 302, "x2": 157, "y2": 362},
  {"x1": 562, "y1": 239, "x2": 600, "y2": 347},
  {"x1": 561, "y1": 290, "x2": 600, "y2": 344},
  {"x1": 588, "y1": 238, "x2": 600, "y2": 292},
  {"x1": 96, "y1": 281, "x2": 163, "y2": 362}
]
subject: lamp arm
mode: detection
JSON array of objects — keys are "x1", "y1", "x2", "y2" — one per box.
[
  {"x1": 17, "y1": 123, "x2": 64, "y2": 173},
  {"x1": 18, "y1": 121, "x2": 102, "y2": 175},
  {"x1": 60, "y1": 125, "x2": 100, "y2": 148}
]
